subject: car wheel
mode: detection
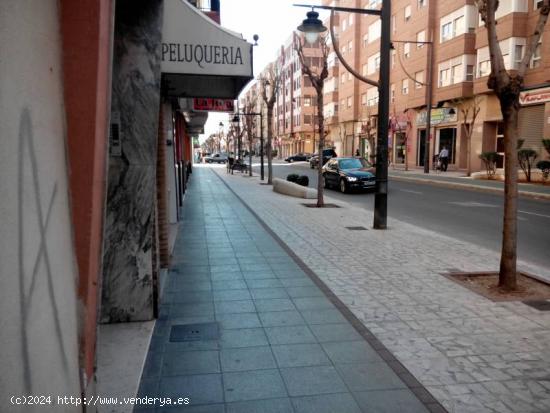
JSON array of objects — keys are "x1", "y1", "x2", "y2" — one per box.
[
  {"x1": 339, "y1": 178, "x2": 347, "y2": 194},
  {"x1": 323, "y1": 175, "x2": 330, "y2": 189}
]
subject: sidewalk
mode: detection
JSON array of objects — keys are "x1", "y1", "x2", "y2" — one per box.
[
  {"x1": 134, "y1": 167, "x2": 438, "y2": 412},
  {"x1": 213, "y1": 166, "x2": 550, "y2": 413},
  {"x1": 389, "y1": 168, "x2": 550, "y2": 200}
]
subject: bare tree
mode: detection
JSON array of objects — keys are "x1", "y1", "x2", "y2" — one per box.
[
  {"x1": 260, "y1": 62, "x2": 282, "y2": 184},
  {"x1": 361, "y1": 105, "x2": 377, "y2": 165},
  {"x1": 242, "y1": 95, "x2": 258, "y2": 177},
  {"x1": 476, "y1": 0, "x2": 550, "y2": 290},
  {"x1": 455, "y1": 97, "x2": 481, "y2": 177},
  {"x1": 295, "y1": 33, "x2": 330, "y2": 207}
]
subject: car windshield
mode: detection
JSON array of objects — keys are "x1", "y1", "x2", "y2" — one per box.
[{"x1": 338, "y1": 158, "x2": 369, "y2": 170}]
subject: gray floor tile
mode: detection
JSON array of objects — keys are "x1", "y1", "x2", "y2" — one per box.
[
  {"x1": 220, "y1": 346, "x2": 277, "y2": 372},
  {"x1": 211, "y1": 279, "x2": 248, "y2": 290},
  {"x1": 166, "y1": 291, "x2": 213, "y2": 304},
  {"x1": 293, "y1": 297, "x2": 335, "y2": 311},
  {"x1": 161, "y1": 350, "x2": 220, "y2": 376},
  {"x1": 220, "y1": 328, "x2": 269, "y2": 348},
  {"x1": 280, "y1": 365, "x2": 348, "y2": 397},
  {"x1": 169, "y1": 302, "x2": 214, "y2": 317},
  {"x1": 300, "y1": 309, "x2": 348, "y2": 325},
  {"x1": 223, "y1": 369, "x2": 287, "y2": 403},
  {"x1": 246, "y1": 278, "x2": 284, "y2": 289},
  {"x1": 250, "y1": 288, "x2": 289, "y2": 300},
  {"x1": 156, "y1": 405, "x2": 225, "y2": 413},
  {"x1": 279, "y1": 278, "x2": 316, "y2": 288},
  {"x1": 141, "y1": 352, "x2": 163, "y2": 378},
  {"x1": 214, "y1": 300, "x2": 256, "y2": 314},
  {"x1": 291, "y1": 393, "x2": 362, "y2": 413},
  {"x1": 272, "y1": 343, "x2": 332, "y2": 368},
  {"x1": 285, "y1": 286, "x2": 325, "y2": 298},
  {"x1": 163, "y1": 340, "x2": 219, "y2": 353},
  {"x1": 335, "y1": 362, "x2": 407, "y2": 391},
  {"x1": 242, "y1": 270, "x2": 277, "y2": 280},
  {"x1": 136, "y1": 377, "x2": 158, "y2": 398},
  {"x1": 275, "y1": 269, "x2": 308, "y2": 279},
  {"x1": 158, "y1": 374, "x2": 223, "y2": 404},
  {"x1": 265, "y1": 325, "x2": 317, "y2": 345},
  {"x1": 321, "y1": 341, "x2": 383, "y2": 364},
  {"x1": 254, "y1": 298, "x2": 296, "y2": 312},
  {"x1": 353, "y1": 389, "x2": 429, "y2": 413},
  {"x1": 213, "y1": 289, "x2": 252, "y2": 301},
  {"x1": 210, "y1": 272, "x2": 244, "y2": 281},
  {"x1": 226, "y1": 398, "x2": 294, "y2": 413},
  {"x1": 309, "y1": 323, "x2": 363, "y2": 343},
  {"x1": 259, "y1": 310, "x2": 307, "y2": 327},
  {"x1": 180, "y1": 281, "x2": 212, "y2": 292},
  {"x1": 216, "y1": 312, "x2": 262, "y2": 329}
]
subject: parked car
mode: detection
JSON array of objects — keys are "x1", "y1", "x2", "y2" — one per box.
[
  {"x1": 285, "y1": 153, "x2": 312, "y2": 162},
  {"x1": 309, "y1": 149, "x2": 337, "y2": 168},
  {"x1": 204, "y1": 153, "x2": 228, "y2": 163},
  {"x1": 322, "y1": 157, "x2": 376, "y2": 193}
]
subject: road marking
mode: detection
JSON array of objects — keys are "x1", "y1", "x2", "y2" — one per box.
[
  {"x1": 399, "y1": 189, "x2": 423, "y2": 195},
  {"x1": 447, "y1": 201, "x2": 499, "y2": 208},
  {"x1": 518, "y1": 210, "x2": 550, "y2": 219}
]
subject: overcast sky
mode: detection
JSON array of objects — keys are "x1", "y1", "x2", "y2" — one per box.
[{"x1": 200, "y1": 0, "x2": 318, "y2": 142}]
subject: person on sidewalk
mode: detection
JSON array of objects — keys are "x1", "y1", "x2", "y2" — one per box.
[{"x1": 439, "y1": 146, "x2": 449, "y2": 172}]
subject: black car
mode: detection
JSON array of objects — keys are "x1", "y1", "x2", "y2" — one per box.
[
  {"x1": 309, "y1": 149, "x2": 337, "y2": 168},
  {"x1": 285, "y1": 153, "x2": 311, "y2": 162},
  {"x1": 322, "y1": 157, "x2": 376, "y2": 193}
]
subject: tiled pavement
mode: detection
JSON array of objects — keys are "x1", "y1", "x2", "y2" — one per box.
[
  {"x1": 134, "y1": 168, "x2": 437, "y2": 412},
  {"x1": 209, "y1": 166, "x2": 550, "y2": 413}
]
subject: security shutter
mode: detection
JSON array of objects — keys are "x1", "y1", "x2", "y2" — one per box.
[{"x1": 518, "y1": 105, "x2": 544, "y2": 152}]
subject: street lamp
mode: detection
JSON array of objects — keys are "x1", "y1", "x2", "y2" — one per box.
[
  {"x1": 296, "y1": 1, "x2": 391, "y2": 230},
  {"x1": 232, "y1": 111, "x2": 265, "y2": 180},
  {"x1": 218, "y1": 121, "x2": 224, "y2": 153}
]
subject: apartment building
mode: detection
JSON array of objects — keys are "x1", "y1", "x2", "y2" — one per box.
[{"x1": 250, "y1": 0, "x2": 550, "y2": 170}]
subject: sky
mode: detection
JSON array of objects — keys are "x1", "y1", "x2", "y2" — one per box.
[{"x1": 199, "y1": 0, "x2": 318, "y2": 143}]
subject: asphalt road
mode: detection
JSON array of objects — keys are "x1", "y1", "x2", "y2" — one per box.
[{"x1": 250, "y1": 160, "x2": 550, "y2": 270}]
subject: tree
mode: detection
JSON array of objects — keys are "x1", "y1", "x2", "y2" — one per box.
[
  {"x1": 295, "y1": 33, "x2": 329, "y2": 207},
  {"x1": 456, "y1": 97, "x2": 481, "y2": 177},
  {"x1": 260, "y1": 62, "x2": 282, "y2": 184},
  {"x1": 476, "y1": 0, "x2": 550, "y2": 290},
  {"x1": 242, "y1": 95, "x2": 258, "y2": 177},
  {"x1": 361, "y1": 105, "x2": 377, "y2": 165}
]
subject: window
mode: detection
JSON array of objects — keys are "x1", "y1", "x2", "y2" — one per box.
[
  {"x1": 374, "y1": 56, "x2": 381, "y2": 71},
  {"x1": 348, "y1": 72, "x2": 352, "y2": 81},
  {"x1": 418, "y1": 0, "x2": 427, "y2": 8},
  {"x1": 415, "y1": 71, "x2": 424, "y2": 88},
  {"x1": 391, "y1": 84, "x2": 395, "y2": 103},
  {"x1": 341, "y1": 74, "x2": 346, "y2": 84},
  {"x1": 405, "y1": 5, "x2": 412, "y2": 21},
  {"x1": 391, "y1": 50, "x2": 396, "y2": 68},
  {"x1": 466, "y1": 65, "x2": 474, "y2": 81},
  {"x1": 404, "y1": 42, "x2": 411, "y2": 58},
  {"x1": 439, "y1": 68, "x2": 450, "y2": 87},
  {"x1": 368, "y1": 20, "x2": 381, "y2": 42},
  {"x1": 341, "y1": 99, "x2": 346, "y2": 108},
  {"x1": 535, "y1": 0, "x2": 543, "y2": 9},
  {"x1": 514, "y1": 45, "x2": 524, "y2": 69},
  {"x1": 342, "y1": 18, "x2": 347, "y2": 31},
  {"x1": 349, "y1": 14, "x2": 353, "y2": 26},
  {"x1": 362, "y1": 64, "x2": 368, "y2": 76},
  {"x1": 304, "y1": 97, "x2": 311, "y2": 107},
  {"x1": 441, "y1": 22, "x2": 452, "y2": 41},
  {"x1": 392, "y1": 15, "x2": 396, "y2": 34},
  {"x1": 361, "y1": 93, "x2": 367, "y2": 106},
  {"x1": 363, "y1": 34, "x2": 369, "y2": 48},
  {"x1": 416, "y1": 31, "x2": 425, "y2": 48},
  {"x1": 348, "y1": 41, "x2": 353, "y2": 53},
  {"x1": 531, "y1": 41, "x2": 542, "y2": 68},
  {"x1": 347, "y1": 97, "x2": 352, "y2": 108},
  {"x1": 478, "y1": 60, "x2": 490, "y2": 77},
  {"x1": 402, "y1": 79, "x2": 409, "y2": 95},
  {"x1": 451, "y1": 63, "x2": 463, "y2": 84},
  {"x1": 304, "y1": 115, "x2": 311, "y2": 125}
]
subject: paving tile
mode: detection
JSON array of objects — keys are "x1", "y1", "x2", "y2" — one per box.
[
  {"x1": 213, "y1": 289, "x2": 252, "y2": 301},
  {"x1": 285, "y1": 286, "x2": 325, "y2": 298},
  {"x1": 226, "y1": 398, "x2": 294, "y2": 413},
  {"x1": 214, "y1": 300, "x2": 256, "y2": 314},
  {"x1": 293, "y1": 296, "x2": 335, "y2": 311},
  {"x1": 169, "y1": 302, "x2": 214, "y2": 317},
  {"x1": 163, "y1": 340, "x2": 219, "y2": 353},
  {"x1": 265, "y1": 325, "x2": 317, "y2": 345},
  {"x1": 141, "y1": 351, "x2": 162, "y2": 378},
  {"x1": 209, "y1": 272, "x2": 244, "y2": 281},
  {"x1": 272, "y1": 343, "x2": 332, "y2": 368},
  {"x1": 158, "y1": 374, "x2": 223, "y2": 404},
  {"x1": 353, "y1": 389, "x2": 429, "y2": 413},
  {"x1": 246, "y1": 278, "x2": 284, "y2": 289},
  {"x1": 291, "y1": 393, "x2": 362, "y2": 413},
  {"x1": 300, "y1": 308, "x2": 348, "y2": 325},
  {"x1": 335, "y1": 362, "x2": 407, "y2": 391},
  {"x1": 216, "y1": 312, "x2": 262, "y2": 329},
  {"x1": 166, "y1": 291, "x2": 213, "y2": 304},
  {"x1": 279, "y1": 277, "x2": 316, "y2": 288},
  {"x1": 161, "y1": 351, "x2": 220, "y2": 376},
  {"x1": 211, "y1": 279, "x2": 248, "y2": 290},
  {"x1": 254, "y1": 298, "x2": 296, "y2": 312},
  {"x1": 280, "y1": 365, "x2": 348, "y2": 397},
  {"x1": 156, "y1": 405, "x2": 225, "y2": 413},
  {"x1": 250, "y1": 288, "x2": 289, "y2": 300},
  {"x1": 242, "y1": 270, "x2": 278, "y2": 280},
  {"x1": 220, "y1": 328, "x2": 269, "y2": 348},
  {"x1": 220, "y1": 346, "x2": 277, "y2": 372},
  {"x1": 321, "y1": 341, "x2": 383, "y2": 364},
  {"x1": 223, "y1": 369, "x2": 287, "y2": 402},
  {"x1": 259, "y1": 310, "x2": 307, "y2": 327},
  {"x1": 309, "y1": 323, "x2": 363, "y2": 343},
  {"x1": 136, "y1": 377, "x2": 158, "y2": 398}
]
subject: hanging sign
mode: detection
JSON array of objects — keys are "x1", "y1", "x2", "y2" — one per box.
[
  {"x1": 520, "y1": 87, "x2": 550, "y2": 106},
  {"x1": 193, "y1": 98, "x2": 235, "y2": 112}
]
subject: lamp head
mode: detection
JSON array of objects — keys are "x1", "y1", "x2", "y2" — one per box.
[
  {"x1": 231, "y1": 114, "x2": 240, "y2": 128},
  {"x1": 297, "y1": 9, "x2": 327, "y2": 44},
  {"x1": 253, "y1": 34, "x2": 259, "y2": 46}
]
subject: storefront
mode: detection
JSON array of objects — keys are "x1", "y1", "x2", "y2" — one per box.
[
  {"x1": 519, "y1": 86, "x2": 550, "y2": 158},
  {"x1": 416, "y1": 107, "x2": 458, "y2": 168}
]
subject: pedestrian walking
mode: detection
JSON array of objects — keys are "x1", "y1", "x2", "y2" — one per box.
[{"x1": 438, "y1": 146, "x2": 449, "y2": 172}]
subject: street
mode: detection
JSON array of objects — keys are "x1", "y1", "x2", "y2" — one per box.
[{"x1": 250, "y1": 160, "x2": 550, "y2": 270}]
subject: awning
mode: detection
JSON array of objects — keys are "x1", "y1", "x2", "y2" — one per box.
[{"x1": 162, "y1": 0, "x2": 254, "y2": 99}]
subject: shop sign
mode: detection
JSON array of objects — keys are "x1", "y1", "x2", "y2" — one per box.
[
  {"x1": 193, "y1": 98, "x2": 234, "y2": 112},
  {"x1": 520, "y1": 87, "x2": 550, "y2": 106},
  {"x1": 416, "y1": 108, "x2": 457, "y2": 126}
]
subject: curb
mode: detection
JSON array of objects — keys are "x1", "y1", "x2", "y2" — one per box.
[{"x1": 389, "y1": 175, "x2": 550, "y2": 201}]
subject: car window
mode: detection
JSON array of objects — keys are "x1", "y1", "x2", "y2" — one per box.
[{"x1": 338, "y1": 158, "x2": 367, "y2": 170}]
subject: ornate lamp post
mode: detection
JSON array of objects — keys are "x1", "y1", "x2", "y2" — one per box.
[
  {"x1": 232, "y1": 111, "x2": 264, "y2": 180},
  {"x1": 296, "y1": 1, "x2": 391, "y2": 229}
]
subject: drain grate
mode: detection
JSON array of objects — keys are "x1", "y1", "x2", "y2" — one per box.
[
  {"x1": 346, "y1": 226, "x2": 368, "y2": 231},
  {"x1": 523, "y1": 300, "x2": 550, "y2": 311},
  {"x1": 169, "y1": 323, "x2": 219, "y2": 342}
]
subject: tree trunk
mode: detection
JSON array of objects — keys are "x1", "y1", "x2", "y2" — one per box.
[
  {"x1": 317, "y1": 92, "x2": 325, "y2": 207},
  {"x1": 267, "y1": 105, "x2": 274, "y2": 184},
  {"x1": 498, "y1": 104, "x2": 519, "y2": 290},
  {"x1": 466, "y1": 124, "x2": 472, "y2": 177},
  {"x1": 249, "y1": 137, "x2": 253, "y2": 177}
]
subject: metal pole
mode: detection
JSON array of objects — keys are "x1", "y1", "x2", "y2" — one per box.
[
  {"x1": 260, "y1": 112, "x2": 265, "y2": 180},
  {"x1": 373, "y1": 0, "x2": 391, "y2": 229},
  {"x1": 423, "y1": 41, "x2": 433, "y2": 173}
]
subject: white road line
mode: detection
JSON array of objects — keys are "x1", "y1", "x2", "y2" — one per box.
[
  {"x1": 518, "y1": 210, "x2": 550, "y2": 219},
  {"x1": 399, "y1": 189, "x2": 423, "y2": 195}
]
